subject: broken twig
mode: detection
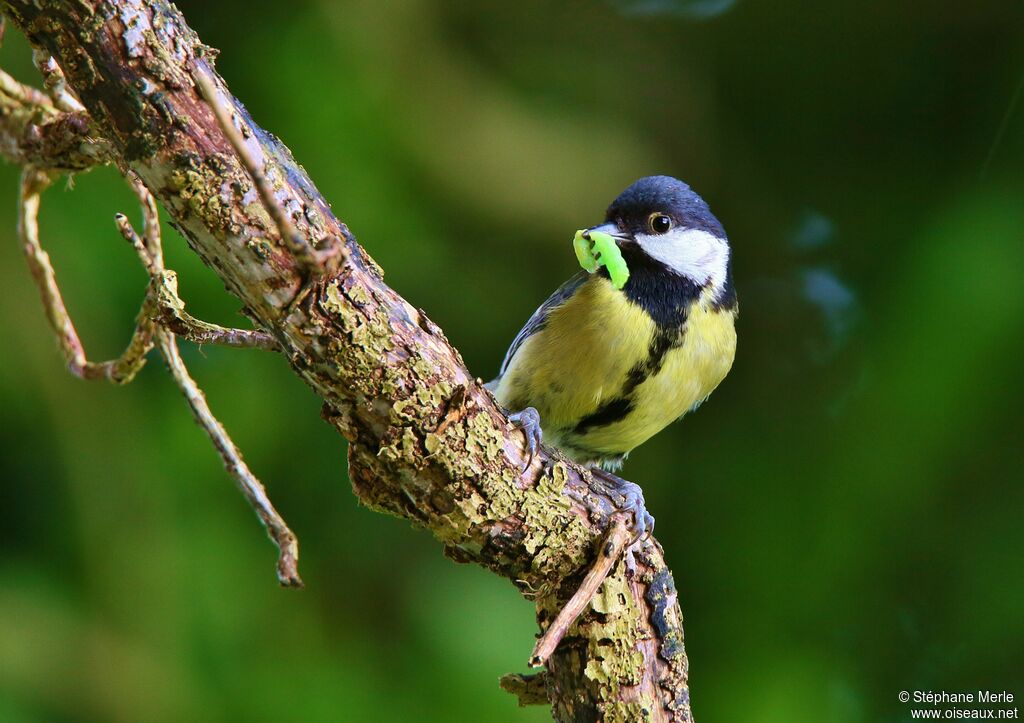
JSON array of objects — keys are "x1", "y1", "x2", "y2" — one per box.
[{"x1": 530, "y1": 516, "x2": 631, "y2": 668}]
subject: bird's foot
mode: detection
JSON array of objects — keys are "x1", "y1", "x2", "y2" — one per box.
[
  {"x1": 588, "y1": 467, "x2": 655, "y2": 542},
  {"x1": 508, "y1": 406, "x2": 543, "y2": 473}
]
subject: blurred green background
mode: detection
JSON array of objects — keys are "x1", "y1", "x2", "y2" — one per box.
[{"x1": 1, "y1": 0, "x2": 1022, "y2": 721}]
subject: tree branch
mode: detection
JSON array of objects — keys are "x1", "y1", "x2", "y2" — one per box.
[{"x1": 0, "y1": 2, "x2": 693, "y2": 719}]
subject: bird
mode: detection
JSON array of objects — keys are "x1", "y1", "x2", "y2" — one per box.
[{"x1": 487, "y1": 175, "x2": 738, "y2": 536}]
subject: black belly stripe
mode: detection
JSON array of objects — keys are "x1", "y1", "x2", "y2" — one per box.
[
  {"x1": 573, "y1": 325, "x2": 686, "y2": 435},
  {"x1": 574, "y1": 397, "x2": 634, "y2": 433},
  {"x1": 627, "y1": 326, "x2": 681, "y2": 386}
]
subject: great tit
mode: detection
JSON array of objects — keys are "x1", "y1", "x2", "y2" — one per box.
[{"x1": 488, "y1": 176, "x2": 737, "y2": 535}]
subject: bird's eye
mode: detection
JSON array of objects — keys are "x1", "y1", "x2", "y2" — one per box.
[{"x1": 648, "y1": 213, "x2": 672, "y2": 234}]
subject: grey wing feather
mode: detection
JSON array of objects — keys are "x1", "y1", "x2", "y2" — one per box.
[{"x1": 495, "y1": 271, "x2": 589, "y2": 379}]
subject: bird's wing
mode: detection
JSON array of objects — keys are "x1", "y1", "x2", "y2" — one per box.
[{"x1": 497, "y1": 271, "x2": 589, "y2": 377}]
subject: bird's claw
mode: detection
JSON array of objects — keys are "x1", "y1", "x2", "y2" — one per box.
[
  {"x1": 508, "y1": 407, "x2": 543, "y2": 474},
  {"x1": 618, "y1": 480, "x2": 655, "y2": 542},
  {"x1": 589, "y1": 468, "x2": 655, "y2": 543}
]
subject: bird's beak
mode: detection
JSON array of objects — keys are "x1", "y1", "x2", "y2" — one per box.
[{"x1": 583, "y1": 223, "x2": 632, "y2": 246}]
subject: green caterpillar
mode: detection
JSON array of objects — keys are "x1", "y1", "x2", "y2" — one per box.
[{"x1": 573, "y1": 229, "x2": 630, "y2": 289}]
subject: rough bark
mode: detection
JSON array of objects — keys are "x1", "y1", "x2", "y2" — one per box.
[{"x1": 0, "y1": 2, "x2": 692, "y2": 719}]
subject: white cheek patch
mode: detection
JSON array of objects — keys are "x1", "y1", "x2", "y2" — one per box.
[{"x1": 635, "y1": 228, "x2": 730, "y2": 288}]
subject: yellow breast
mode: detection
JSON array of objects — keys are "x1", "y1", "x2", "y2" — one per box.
[
  {"x1": 494, "y1": 276, "x2": 736, "y2": 462},
  {"x1": 576, "y1": 290, "x2": 736, "y2": 456}
]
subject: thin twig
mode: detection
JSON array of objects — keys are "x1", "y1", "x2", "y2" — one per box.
[
  {"x1": 18, "y1": 167, "x2": 155, "y2": 383},
  {"x1": 529, "y1": 516, "x2": 630, "y2": 668},
  {"x1": 152, "y1": 275, "x2": 280, "y2": 349},
  {"x1": 0, "y1": 71, "x2": 110, "y2": 170},
  {"x1": 157, "y1": 327, "x2": 302, "y2": 587},
  {"x1": 116, "y1": 181, "x2": 302, "y2": 586},
  {"x1": 118, "y1": 177, "x2": 280, "y2": 350},
  {"x1": 124, "y1": 183, "x2": 268, "y2": 355},
  {"x1": 0, "y1": 67, "x2": 54, "y2": 110},
  {"x1": 20, "y1": 162, "x2": 300, "y2": 586},
  {"x1": 31, "y1": 50, "x2": 84, "y2": 113},
  {"x1": 126, "y1": 172, "x2": 162, "y2": 264},
  {"x1": 194, "y1": 70, "x2": 322, "y2": 273},
  {"x1": 115, "y1": 212, "x2": 155, "y2": 269},
  {"x1": 158, "y1": 305, "x2": 281, "y2": 349}
]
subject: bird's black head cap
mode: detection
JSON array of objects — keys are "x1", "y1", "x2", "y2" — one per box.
[{"x1": 606, "y1": 175, "x2": 725, "y2": 239}]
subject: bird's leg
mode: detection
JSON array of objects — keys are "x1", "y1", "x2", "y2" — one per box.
[
  {"x1": 588, "y1": 466, "x2": 655, "y2": 541},
  {"x1": 507, "y1": 407, "x2": 543, "y2": 473}
]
